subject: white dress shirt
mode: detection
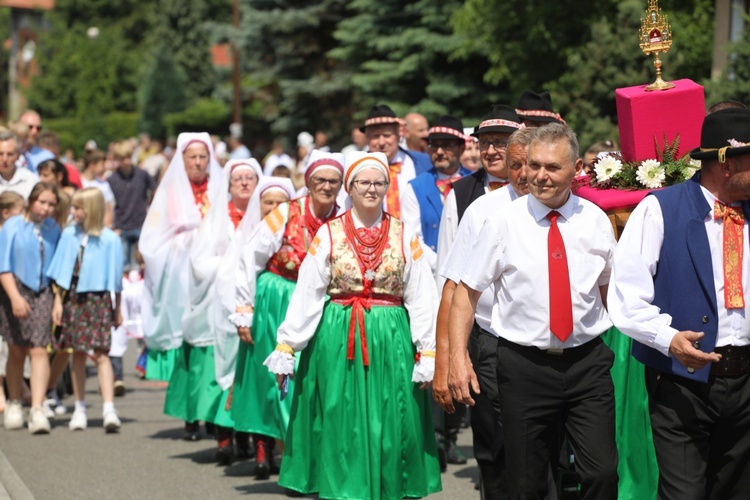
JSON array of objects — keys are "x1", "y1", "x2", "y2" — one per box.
[
  {"x1": 608, "y1": 189, "x2": 750, "y2": 356},
  {"x1": 439, "y1": 184, "x2": 519, "y2": 334},
  {"x1": 0, "y1": 167, "x2": 38, "y2": 201},
  {"x1": 276, "y1": 212, "x2": 437, "y2": 355},
  {"x1": 460, "y1": 194, "x2": 615, "y2": 349}
]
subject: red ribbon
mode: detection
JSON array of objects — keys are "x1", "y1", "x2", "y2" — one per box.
[{"x1": 339, "y1": 296, "x2": 372, "y2": 366}]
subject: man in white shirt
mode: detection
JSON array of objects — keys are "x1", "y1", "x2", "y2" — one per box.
[
  {"x1": 449, "y1": 123, "x2": 618, "y2": 499},
  {"x1": 608, "y1": 107, "x2": 750, "y2": 499},
  {"x1": 435, "y1": 127, "x2": 534, "y2": 498},
  {"x1": 0, "y1": 132, "x2": 38, "y2": 201}
]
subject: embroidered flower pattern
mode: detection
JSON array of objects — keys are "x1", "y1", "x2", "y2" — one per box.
[
  {"x1": 593, "y1": 156, "x2": 623, "y2": 183},
  {"x1": 636, "y1": 159, "x2": 666, "y2": 189}
]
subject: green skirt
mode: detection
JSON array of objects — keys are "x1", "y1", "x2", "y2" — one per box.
[
  {"x1": 602, "y1": 327, "x2": 658, "y2": 500},
  {"x1": 231, "y1": 271, "x2": 296, "y2": 438},
  {"x1": 145, "y1": 346, "x2": 180, "y2": 382},
  {"x1": 163, "y1": 343, "x2": 233, "y2": 427},
  {"x1": 279, "y1": 302, "x2": 442, "y2": 500}
]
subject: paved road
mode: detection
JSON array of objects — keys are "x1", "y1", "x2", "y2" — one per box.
[{"x1": 0, "y1": 342, "x2": 479, "y2": 499}]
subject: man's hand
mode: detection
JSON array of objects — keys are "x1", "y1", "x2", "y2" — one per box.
[
  {"x1": 669, "y1": 330, "x2": 722, "y2": 369},
  {"x1": 237, "y1": 326, "x2": 253, "y2": 344},
  {"x1": 448, "y1": 350, "x2": 480, "y2": 406},
  {"x1": 433, "y1": 361, "x2": 455, "y2": 413}
]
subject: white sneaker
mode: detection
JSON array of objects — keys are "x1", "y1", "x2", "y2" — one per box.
[
  {"x1": 68, "y1": 409, "x2": 87, "y2": 431},
  {"x1": 4, "y1": 401, "x2": 24, "y2": 430},
  {"x1": 28, "y1": 407, "x2": 51, "y2": 434},
  {"x1": 103, "y1": 410, "x2": 121, "y2": 433},
  {"x1": 42, "y1": 399, "x2": 56, "y2": 419},
  {"x1": 54, "y1": 403, "x2": 67, "y2": 416}
]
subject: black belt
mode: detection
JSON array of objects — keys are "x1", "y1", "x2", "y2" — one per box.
[
  {"x1": 710, "y1": 345, "x2": 750, "y2": 377},
  {"x1": 497, "y1": 336, "x2": 602, "y2": 361}
]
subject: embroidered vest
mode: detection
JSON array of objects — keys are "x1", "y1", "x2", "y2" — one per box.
[
  {"x1": 266, "y1": 199, "x2": 309, "y2": 281},
  {"x1": 327, "y1": 216, "x2": 405, "y2": 298}
]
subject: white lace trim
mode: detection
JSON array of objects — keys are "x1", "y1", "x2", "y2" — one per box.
[
  {"x1": 411, "y1": 356, "x2": 435, "y2": 383},
  {"x1": 228, "y1": 312, "x2": 253, "y2": 328},
  {"x1": 263, "y1": 350, "x2": 295, "y2": 375}
]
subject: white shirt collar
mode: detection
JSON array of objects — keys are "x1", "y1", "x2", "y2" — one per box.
[{"x1": 527, "y1": 191, "x2": 578, "y2": 223}]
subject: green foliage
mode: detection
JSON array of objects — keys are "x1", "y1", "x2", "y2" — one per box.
[
  {"x1": 332, "y1": 0, "x2": 501, "y2": 125},
  {"x1": 137, "y1": 43, "x2": 188, "y2": 138},
  {"x1": 163, "y1": 98, "x2": 230, "y2": 137},
  {"x1": 45, "y1": 112, "x2": 137, "y2": 153},
  {"x1": 150, "y1": 0, "x2": 217, "y2": 101},
  {"x1": 705, "y1": 13, "x2": 750, "y2": 106}
]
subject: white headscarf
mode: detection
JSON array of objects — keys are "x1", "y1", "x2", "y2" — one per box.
[
  {"x1": 262, "y1": 154, "x2": 295, "y2": 177},
  {"x1": 139, "y1": 132, "x2": 222, "y2": 351},
  {"x1": 343, "y1": 151, "x2": 389, "y2": 192}
]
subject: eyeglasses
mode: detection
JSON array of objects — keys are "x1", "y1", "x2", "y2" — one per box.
[
  {"x1": 352, "y1": 180, "x2": 388, "y2": 192},
  {"x1": 428, "y1": 141, "x2": 461, "y2": 150},
  {"x1": 311, "y1": 176, "x2": 342, "y2": 187},
  {"x1": 478, "y1": 140, "x2": 508, "y2": 151},
  {"x1": 29, "y1": 125, "x2": 42, "y2": 131}
]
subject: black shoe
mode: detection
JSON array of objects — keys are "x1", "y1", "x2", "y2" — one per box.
[
  {"x1": 236, "y1": 432, "x2": 254, "y2": 459},
  {"x1": 183, "y1": 422, "x2": 201, "y2": 441},
  {"x1": 215, "y1": 443, "x2": 234, "y2": 466},
  {"x1": 446, "y1": 442, "x2": 467, "y2": 465},
  {"x1": 204, "y1": 422, "x2": 216, "y2": 438}
]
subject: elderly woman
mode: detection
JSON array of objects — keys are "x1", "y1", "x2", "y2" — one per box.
[
  {"x1": 264, "y1": 151, "x2": 442, "y2": 499},
  {"x1": 164, "y1": 159, "x2": 262, "y2": 452},
  {"x1": 230, "y1": 151, "x2": 342, "y2": 479},
  {"x1": 139, "y1": 132, "x2": 222, "y2": 385}
]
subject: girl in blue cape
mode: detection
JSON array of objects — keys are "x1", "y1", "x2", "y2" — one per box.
[
  {"x1": 0, "y1": 182, "x2": 61, "y2": 434},
  {"x1": 48, "y1": 187, "x2": 124, "y2": 433}
]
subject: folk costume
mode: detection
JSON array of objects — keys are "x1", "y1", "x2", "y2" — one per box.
[
  {"x1": 163, "y1": 159, "x2": 263, "y2": 441},
  {"x1": 609, "y1": 108, "x2": 750, "y2": 499},
  {"x1": 265, "y1": 151, "x2": 441, "y2": 499},
  {"x1": 231, "y1": 151, "x2": 342, "y2": 477},
  {"x1": 0, "y1": 215, "x2": 61, "y2": 348},
  {"x1": 437, "y1": 105, "x2": 525, "y2": 271},
  {"x1": 139, "y1": 132, "x2": 222, "y2": 381},
  {"x1": 401, "y1": 115, "x2": 472, "y2": 273}
]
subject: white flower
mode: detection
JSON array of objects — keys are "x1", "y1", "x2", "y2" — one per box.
[
  {"x1": 728, "y1": 138, "x2": 747, "y2": 148},
  {"x1": 636, "y1": 159, "x2": 665, "y2": 189},
  {"x1": 593, "y1": 156, "x2": 623, "y2": 182},
  {"x1": 683, "y1": 158, "x2": 701, "y2": 179}
]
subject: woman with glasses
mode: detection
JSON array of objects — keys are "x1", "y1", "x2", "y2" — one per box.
[
  {"x1": 265, "y1": 151, "x2": 441, "y2": 498},
  {"x1": 231, "y1": 150, "x2": 344, "y2": 479}
]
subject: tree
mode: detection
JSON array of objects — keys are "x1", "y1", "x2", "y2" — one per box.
[
  {"x1": 137, "y1": 43, "x2": 188, "y2": 138},
  {"x1": 705, "y1": 14, "x2": 750, "y2": 106},
  {"x1": 331, "y1": 0, "x2": 503, "y2": 124},
  {"x1": 150, "y1": 0, "x2": 217, "y2": 101}
]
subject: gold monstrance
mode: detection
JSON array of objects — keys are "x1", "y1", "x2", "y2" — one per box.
[{"x1": 639, "y1": 0, "x2": 675, "y2": 91}]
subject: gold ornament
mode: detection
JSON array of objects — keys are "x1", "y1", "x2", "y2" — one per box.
[{"x1": 639, "y1": 0, "x2": 675, "y2": 91}]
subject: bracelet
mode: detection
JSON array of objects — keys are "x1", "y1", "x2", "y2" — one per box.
[
  {"x1": 275, "y1": 344, "x2": 294, "y2": 355},
  {"x1": 420, "y1": 350, "x2": 436, "y2": 358}
]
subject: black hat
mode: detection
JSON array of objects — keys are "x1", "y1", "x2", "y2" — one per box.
[
  {"x1": 427, "y1": 115, "x2": 466, "y2": 142},
  {"x1": 689, "y1": 108, "x2": 750, "y2": 161},
  {"x1": 471, "y1": 105, "x2": 525, "y2": 137},
  {"x1": 515, "y1": 90, "x2": 565, "y2": 124},
  {"x1": 360, "y1": 104, "x2": 401, "y2": 132}
]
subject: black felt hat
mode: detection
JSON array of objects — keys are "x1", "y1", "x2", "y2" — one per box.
[
  {"x1": 689, "y1": 108, "x2": 750, "y2": 161},
  {"x1": 359, "y1": 104, "x2": 401, "y2": 133},
  {"x1": 471, "y1": 105, "x2": 524, "y2": 137},
  {"x1": 427, "y1": 115, "x2": 466, "y2": 142},
  {"x1": 515, "y1": 90, "x2": 565, "y2": 124}
]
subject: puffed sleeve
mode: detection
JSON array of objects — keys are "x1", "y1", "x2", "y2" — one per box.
[
  {"x1": 400, "y1": 183, "x2": 437, "y2": 273},
  {"x1": 402, "y1": 225, "x2": 438, "y2": 382},
  {"x1": 230, "y1": 204, "x2": 288, "y2": 327},
  {"x1": 263, "y1": 225, "x2": 332, "y2": 374}
]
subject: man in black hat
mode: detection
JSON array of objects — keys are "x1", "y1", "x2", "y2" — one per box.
[
  {"x1": 515, "y1": 90, "x2": 566, "y2": 128},
  {"x1": 401, "y1": 115, "x2": 472, "y2": 272},
  {"x1": 609, "y1": 107, "x2": 750, "y2": 499},
  {"x1": 361, "y1": 105, "x2": 432, "y2": 220}
]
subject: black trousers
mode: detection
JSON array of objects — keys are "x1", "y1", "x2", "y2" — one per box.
[
  {"x1": 496, "y1": 337, "x2": 618, "y2": 500},
  {"x1": 468, "y1": 324, "x2": 508, "y2": 498},
  {"x1": 646, "y1": 369, "x2": 750, "y2": 500}
]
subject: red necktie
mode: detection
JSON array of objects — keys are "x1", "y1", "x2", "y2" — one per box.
[
  {"x1": 547, "y1": 211, "x2": 573, "y2": 341},
  {"x1": 714, "y1": 201, "x2": 746, "y2": 309},
  {"x1": 436, "y1": 174, "x2": 461, "y2": 199}
]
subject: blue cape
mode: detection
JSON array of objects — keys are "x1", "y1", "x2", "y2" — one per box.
[{"x1": 47, "y1": 225, "x2": 123, "y2": 293}]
